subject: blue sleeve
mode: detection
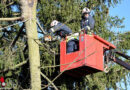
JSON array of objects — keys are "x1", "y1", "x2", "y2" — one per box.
[
  {"x1": 53, "y1": 23, "x2": 72, "y2": 33},
  {"x1": 80, "y1": 20, "x2": 89, "y2": 31},
  {"x1": 49, "y1": 23, "x2": 72, "y2": 36},
  {"x1": 81, "y1": 20, "x2": 84, "y2": 29},
  {"x1": 57, "y1": 23, "x2": 72, "y2": 33},
  {"x1": 48, "y1": 24, "x2": 61, "y2": 36},
  {"x1": 89, "y1": 16, "x2": 95, "y2": 29}
]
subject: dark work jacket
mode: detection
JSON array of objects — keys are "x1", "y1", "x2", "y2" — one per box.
[
  {"x1": 81, "y1": 15, "x2": 95, "y2": 31},
  {"x1": 49, "y1": 22, "x2": 78, "y2": 53},
  {"x1": 50, "y1": 22, "x2": 72, "y2": 38}
]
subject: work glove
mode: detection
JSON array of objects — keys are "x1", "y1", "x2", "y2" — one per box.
[
  {"x1": 44, "y1": 35, "x2": 52, "y2": 41},
  {"x1": 44, "y1": 35, "x2": 61, "y2": 41},
  {"x1": 79, "y1": 26, "x2": 90, "y2": 32},
  {"x1": 86, "y1": 26, "x2": 90, "y2": 30}
]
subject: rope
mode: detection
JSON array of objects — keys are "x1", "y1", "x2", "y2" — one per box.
[
  {"x1": 41, "y1": 40, "x2": 109, "y2": 69},
  {"x1": 41, "y1": 51, "x2": 97, "y2": 89},
  {"x1": 41, "y1": 51, "x2": 96, "y2": 69},
  {"x1": 42, "y1": 41, "x2": 96, "y2": 89},
  {"x1": 41, "y1": 38, "x2": 112, "y2": 89}
]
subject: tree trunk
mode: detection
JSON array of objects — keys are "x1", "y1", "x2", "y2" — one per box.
[{"x1": 20, "y1": 0, "x2": 41, "y2": 90}]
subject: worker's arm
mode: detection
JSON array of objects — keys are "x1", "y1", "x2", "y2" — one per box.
[
  {"x1": 80, "y1": 20, "x2": 90, "y2": 31},
  {"x1": 80, "y1": 20, "x2": 84, "y2": 30},
  {"x1": 80, "y1": 16, "x2": 95, "y2": 31},
  {"x1": 49, "y1": 23, "x2": 72, "y2": 34},
  {"x1": 88, "y1": 16, "x2": 95, "y2": 30}
]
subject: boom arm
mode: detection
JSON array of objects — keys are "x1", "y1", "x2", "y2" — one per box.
[
  {"x1": 106, "y1": 50, "x2": 130, "y2": 70},
  {"x1": 114, "y1": 50, "x2": 130, "y2": 60},
  {"x1": 110, "y1": 57, "x2": 130, "y2": 70}
]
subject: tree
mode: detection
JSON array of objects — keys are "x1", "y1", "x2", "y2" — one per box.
[
  {"x1": 0, "y1": 0, "x2": 129, "y2": 89},
  {"x1": 0, "y1": 0, "x2": 41, "y2": 89},
  {"x1": 37, "y1": 0, "x2": 129, "y2": 89},
  {"x1": 20, "y1": 0, "x2": 41, "y2": 89},
  {"x1": 0, "y1": 0, "x2": 24, "y2": 89}
]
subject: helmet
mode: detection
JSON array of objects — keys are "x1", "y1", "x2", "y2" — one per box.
[
  {"x1": 50, "y1": 20, "x2": 59, "y2": 27},
  {"x1": 82, "y1": 7, "x2": 90, "y2": 14}
]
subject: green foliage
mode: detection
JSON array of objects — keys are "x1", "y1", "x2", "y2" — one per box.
[
  {"x1": 117, "y1": 32, "x2": 130, "y2": 50},
  {"x1": 37, "y1": 0, "x2": 82, "y2": 32},
  {"x1": 37, "y1": 0, "x2": 129, "y2": 89},
  {"x1": 0, "y1": 0, "x2": 129, "y2": 89},
  {"x1": 0, "y1": 1, "x2": 26, "y2": 89}
]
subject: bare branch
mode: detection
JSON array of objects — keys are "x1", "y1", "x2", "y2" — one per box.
[
  {"x1": 40, "y1": 72, "x2": 58, "y2": 90},
  {"x1": 10, "y1": 24, "x2": 24, "y2": 48},
  {"x1": 0, "y1": 17, "x2": 23, "y2": 21},
  {"x1": 0, "y1": 60, "x2": 28, "y2": 73},
  {"x1": 6, "y1": 2, "x2": 14, "y2": 7},
  {"x1": 36, "y1": 20, "x2": 47, "y2": 34},
  {"x1": 12, "y1": 12, "x2": 21, "y2": 16},
  {"x1": 23, "y1": 43, "x2": 28, "y2": 53}
]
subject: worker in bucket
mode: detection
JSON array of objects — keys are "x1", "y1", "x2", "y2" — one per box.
[
  {"x1": 45, "y1": 20, "x2": 78, "y2": 53},
  {"x1": 81, "y1": 7, "x2": 95, "y2": 34}
]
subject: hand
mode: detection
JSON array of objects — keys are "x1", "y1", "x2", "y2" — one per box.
[
  {"x1": 80, "y1": 26, "x2": 90, "y2": 32},
  {"x1": 44, "y1": 35, "x2": 52, "y2": 41},
  {"x1": 86, "y1": 26, "x2": 90, "y2": 30},
  {"x1": 52, "y1": 36, "x2": 61, "y2": 41},
  {"x1": 78, "y1": 28, "x2": 84, "y2": 32}
]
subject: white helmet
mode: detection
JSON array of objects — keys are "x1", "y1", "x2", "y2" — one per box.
[
  {"x1": 50, "y1": 20, "x2": 59, "y2": 27},
  {"x1": 82, "y1": 7, "x2": 90, "y2": 14}
]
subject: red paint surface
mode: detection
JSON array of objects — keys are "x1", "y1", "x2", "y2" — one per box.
[
  {"x1": 60, "y1": 33, "x2": 116, "y2": 77},
  {"x1": 0, "y1": 77, "x2": 4, "y2": 83}
]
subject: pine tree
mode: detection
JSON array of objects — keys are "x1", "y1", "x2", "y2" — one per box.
[
  {"x1": 37, "y1": 0, "x2": 129, "y2": 89},
  {"x1": 0, "y1": 0, "x2": 129, "y2": 89}
]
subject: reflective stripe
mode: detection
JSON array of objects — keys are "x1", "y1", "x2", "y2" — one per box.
[
  {"x1": 66, "y1": 33, "x2": 79, "y2": 42},
  {"x1": 50, "y1": 28, "x2": 55, "y2": 32}
]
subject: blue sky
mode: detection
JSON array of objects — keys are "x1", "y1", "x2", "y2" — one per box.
[
  {"x1": 109, "y1": 0, "x2": 130, "y2": 89},
  {"x1": 109, "y1": 0, "x2": 130, "y2": 56},
  {"x1": 109, "y1": 0, "x2": 130, "y2": 57},
  {"x1": 109, "y1": 0, "x2": 130, "y2": 32}
]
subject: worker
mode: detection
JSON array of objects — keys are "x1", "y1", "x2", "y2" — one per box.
[
  {"x1": 48, "y1": 20, "x2": 78, "y2": 53},
  {"x1": 81, "y1": 7, "x2": 95, "y2": 34}
]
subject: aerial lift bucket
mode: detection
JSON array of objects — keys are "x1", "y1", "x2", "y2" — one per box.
[{"x1": 60, "y1": 33, "x2": 116, "y2": 77}]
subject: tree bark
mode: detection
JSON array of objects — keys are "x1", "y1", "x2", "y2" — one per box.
[{"x1": 20, "y1": 0, "x2": 41, "y2": 90}]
